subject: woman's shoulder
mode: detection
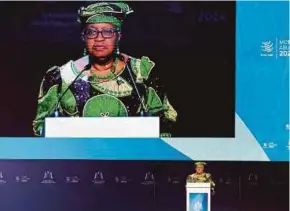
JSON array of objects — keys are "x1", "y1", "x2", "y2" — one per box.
[
  {"x1": 125, "y1": 54, "x2": 156, "y2": 81},
  {"x1": 39, "y1": 65, "x2": 62, "y2": 96},
  {"x1": 42, "y1": 65, "x2": 61, "y2": 85},
  {"x1": 205, "y1": 173, "x2": 212, "y2": 179},
  {"x1": 43, "y1": 56, "x2": 88, "y2": 84}
]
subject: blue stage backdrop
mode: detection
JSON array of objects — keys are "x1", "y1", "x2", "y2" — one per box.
[{"x1": 0, "y1": 1, "x2": 288, "y2": 161}]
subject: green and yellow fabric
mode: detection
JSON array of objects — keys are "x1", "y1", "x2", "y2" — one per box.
[
  {"x1": 33, "y1": 55, "x2": 177, "y2": 137},
  {"x1": 186, "y1": 162, "x2": 216, "y2": 191},
  {"x1": 78, "y1": 2, "x2": 133, "y2": 29}
]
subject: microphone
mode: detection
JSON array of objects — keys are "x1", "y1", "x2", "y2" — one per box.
[
  {"x1": 125, "y1": 59, "x2": 149, "y2": 117},
  {"x1": 40, "y1": 65, "x2": 89, "y2": 136},
  {"x1": 53, "y1": 65, "x2": 90, "y2": 117},
  {"x1": 55, "y1": 69, "x2": 88, "y2": 117}
]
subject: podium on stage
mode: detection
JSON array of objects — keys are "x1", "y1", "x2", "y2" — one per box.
[
  {"x1": 44, "y1": 117, "x2": 160, "y2": 138},
  {"x1": 186, "y1": 182, "x2": 211, "y2": 211}
]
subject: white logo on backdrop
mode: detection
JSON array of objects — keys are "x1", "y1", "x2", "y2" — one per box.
[
  {"x1": 261, "y1": 41, "x2": 274, "y2": 55},
  {"x1": 262, "y1": 142, "x2": 277, "y2": 149},
  {"x1": 0, "y1": 172, "x2": 6, "y2": 184},
  {"x1": 261, "y1": 39, "x2": 290, "y2": 58}
]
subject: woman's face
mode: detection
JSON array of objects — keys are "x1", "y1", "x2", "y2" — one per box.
[
  {"x1": 196, "y1": 167, "x2": 204, "y2": 174},
  {"x1": 83, "y1": 23, "x2": 119, "y2": 58}
]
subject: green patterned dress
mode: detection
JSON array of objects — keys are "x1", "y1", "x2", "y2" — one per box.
[
  {"x1": 187, "y1": 173, "x2": 216, "y2": 192},
  {"x1": 32, "y1": 55, "x2": 177, "y2": 137}
]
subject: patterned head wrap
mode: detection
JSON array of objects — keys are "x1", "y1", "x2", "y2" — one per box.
[
  {"x1": 195, "y1": 162, "x2": 207, "y2": 168},
  {"x1": 78, "y1": 2, "x2": 133, "y2": 30}
]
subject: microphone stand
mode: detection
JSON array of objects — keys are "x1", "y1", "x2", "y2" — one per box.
[
  {"x1": 125, "y1": 62, "x2": 149, "y2": 117},
  {"x1": 53, "y1": 67, "x2": 87, "y2": 117},
  {"x1": 40, "y1": 66, "x2": 89, "y2": 136}
]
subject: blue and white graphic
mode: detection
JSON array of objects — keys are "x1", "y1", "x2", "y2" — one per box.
[
  {"x1": 164, "y1": 1, "x2": 289, "y2": 162},
  {"x1": 0, "y1": 2, "x2": 288, "y2": 161},
  {"x1": 190, "y1": 193, "x2": 208, "y2": 211},
  {"x1": 261, "y1": 40, "x2": 274, "y2": 56},
  {"x1": 260, "y1": 38, "x2": 290, "y2": 58}
]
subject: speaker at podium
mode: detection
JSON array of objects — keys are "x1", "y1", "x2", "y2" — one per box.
[{"x1": 186, "y1": 162, "x2": 215, "y2": 211}]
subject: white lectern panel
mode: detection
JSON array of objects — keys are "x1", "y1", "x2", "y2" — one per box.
[
  {"x1": 45, "y1": 117, "x2": 160, "y2": 138},
  {"x1": 186, "y1": 183, "x2": 211, "y2": 211}
]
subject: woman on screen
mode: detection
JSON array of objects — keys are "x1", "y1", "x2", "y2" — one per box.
[{"x1": 32, "y1": 2, "x2": 177, "y2": 137}]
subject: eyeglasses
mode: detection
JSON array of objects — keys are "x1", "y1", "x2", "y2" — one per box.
[{"x1": 83, "y1": 28, "x2": 119, "y2": 39}]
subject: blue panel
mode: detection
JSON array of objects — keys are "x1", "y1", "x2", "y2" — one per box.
[
  {"x1": 189, "y1": 193, "x2": 208, "y2": 211},
  {"x1": 236, "y1": 1, "x2": 289, "y2": 161},
  {"x1": 0, "y1": 138, "x2": 190, "y2": 160}
]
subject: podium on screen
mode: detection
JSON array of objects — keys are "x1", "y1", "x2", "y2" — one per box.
[{"x1": 44, "y1": 117, "x2": 160, "y2": 138}]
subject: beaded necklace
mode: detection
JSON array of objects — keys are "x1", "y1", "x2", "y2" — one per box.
[{"x1": 89, "y1": 58, "x2": 119, "y2": 82}]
